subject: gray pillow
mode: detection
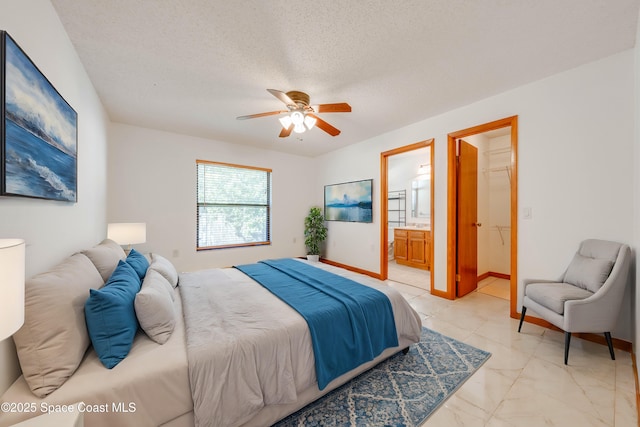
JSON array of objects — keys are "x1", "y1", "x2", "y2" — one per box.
[
  {"x1": 149, "y1": 253, "x2": 179, "y2": 287},
  {"x1": 134, "y1": 269, "x2": 176, "y2": 344},
  {"x1": 13, "y1": 253, "x2": 104, "y2": 397},
  {"x1": 564, "y1": 253, "x2": 614, "y2": 293},
  {"x1": 82, "y1": 239, "x2": 126, "y2": 282}
]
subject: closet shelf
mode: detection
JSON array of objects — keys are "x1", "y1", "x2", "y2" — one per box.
[{"x1": 483, "y1": 147, "x2": 511, "y2": 156}]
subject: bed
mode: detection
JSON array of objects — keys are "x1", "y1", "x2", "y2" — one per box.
[{"x1": 0, "y1": 239, "x2": 422, "y2": 427}]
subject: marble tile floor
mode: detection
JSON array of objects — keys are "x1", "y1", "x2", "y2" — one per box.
[
  {"x1": 386, "y1": 280, "x2": 638, "y2": 427},
  {"x1": 387, "y1": 260, "x2": 430, "y2": 290},
  {"x1": 477, "y1": 276, "x2": 510, "y2": 301}
]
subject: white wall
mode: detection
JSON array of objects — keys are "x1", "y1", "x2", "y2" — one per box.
[
  {"x1": 487, "y1": 135, "x2": 511, "y2": 275},
  {"x1": 0, "y1": 0, "x2": 110, "y2": 394},
  {"x1": 108, "y1": 123, "x2": 316, "y2": 272},
  {"x1": 317, "y1": 50, "x2": 635, "y2": 340}
]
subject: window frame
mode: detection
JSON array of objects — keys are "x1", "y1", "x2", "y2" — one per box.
[{"x1": 196, "y1": 159, "x2": 272, "y2": 251}]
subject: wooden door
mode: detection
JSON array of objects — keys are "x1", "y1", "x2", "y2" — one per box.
[{"x1": 456, "y1": 140, "x2": 478, "y2": 297}]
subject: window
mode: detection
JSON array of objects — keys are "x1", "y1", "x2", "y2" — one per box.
[{"x1": 196, "y1": 160, "x2": 271, "y2": 250}]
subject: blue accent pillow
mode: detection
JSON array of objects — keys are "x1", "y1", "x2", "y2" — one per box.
[
  {"x1": 85, "y1": 260, "x2": 142, "y2": 369},
  {"x1": 126, "y1": 248, "x2": 150, "y2": 280}
]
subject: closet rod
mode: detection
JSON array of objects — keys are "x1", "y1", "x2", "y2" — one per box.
[
  {"x1": 482, "y1": 166, "x2": 511, "y2": 183},
  {"x1": 490, "y1": 225, "x2": 511, "y2": 245}
]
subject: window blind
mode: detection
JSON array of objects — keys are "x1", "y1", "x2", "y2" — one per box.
[{"x1": 196, "y1": 160, "x2": 271, "y2": 250}]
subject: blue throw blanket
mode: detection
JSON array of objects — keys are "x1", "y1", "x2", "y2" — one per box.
[{"x1": 234, "y1": 258, "x2": 398, "y2": 390}]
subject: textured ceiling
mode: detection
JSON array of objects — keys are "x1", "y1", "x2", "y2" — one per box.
[{"x1": 51, "y1": 0, "x2": 639, "y2": 157}]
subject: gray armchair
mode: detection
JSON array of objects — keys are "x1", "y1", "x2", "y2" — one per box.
[{"x1": 518, "y1": 239, "x2": 631, "y2": 364}]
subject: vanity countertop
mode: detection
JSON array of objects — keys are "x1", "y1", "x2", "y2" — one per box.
[{"x1": 394, "y1": 226, "x2": 431, "y2": 231}]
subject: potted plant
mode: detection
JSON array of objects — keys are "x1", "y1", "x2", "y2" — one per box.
[{"x1": 304, "y1": 207, "x2": 328, "y2": 262}]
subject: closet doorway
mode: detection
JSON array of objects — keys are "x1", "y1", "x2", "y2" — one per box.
[
  {"x1": 447, "y1": 116, "x2": 518, "y2": 317},
  {"x1": 380, "y1": 140, "x2": 434, "y2": 292}
]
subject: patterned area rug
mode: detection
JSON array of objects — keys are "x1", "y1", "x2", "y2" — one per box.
[{"x1": 274, "y1": 328, "x2": 491, "y2": 427}]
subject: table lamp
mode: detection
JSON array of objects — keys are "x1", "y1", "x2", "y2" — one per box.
[
  {"x1": 107, "y1": 223, "x2": 146, "y2": 253},
  {"x1": 0, "y1": 239, "x2": 25, "y2": 341}
]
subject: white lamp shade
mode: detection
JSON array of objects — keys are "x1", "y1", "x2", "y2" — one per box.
[
  {"x1": 290, "y1": 111, "x2": 304, "y2": 125},
  {"x1": 304, "y1": 115, "x2": 316, "y2": 130},
  {"x1": 279, "y1": 115, "x2": 293, "y2": 130},
  {"x1": 0, "y1": 239, "x2": 25, "y2": 341},
  {"x1": 107, "y1": 223, "x2": 147, "y2": 245}
]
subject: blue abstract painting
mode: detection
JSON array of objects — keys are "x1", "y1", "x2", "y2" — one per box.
[
  {"x1": 2, "y1": 32, "x2": 77, "y2": 202},
  {"x1": 324, "y1": 179, "x2": 373, "y2": 222}
]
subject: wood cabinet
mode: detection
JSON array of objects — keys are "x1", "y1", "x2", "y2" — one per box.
[
  {"x1": 394, "y1": 229, "x2": 408, "y2": 261},
  {"x1": 393, "y1": 228, "x2": 430, "y2": 270}
]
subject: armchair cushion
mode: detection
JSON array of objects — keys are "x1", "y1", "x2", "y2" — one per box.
[
  {"x1": 564, "y1": 253, "x2": 614, "y2": 293},
  {"x1": 525, "y1": 282, "x2": 593, "y2": 315}
]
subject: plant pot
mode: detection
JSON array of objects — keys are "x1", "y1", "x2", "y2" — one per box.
[{"x1": 306, "y1": 254, "x2": 320, "y2": 262}]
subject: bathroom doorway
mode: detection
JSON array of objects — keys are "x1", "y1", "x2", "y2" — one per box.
[{"x1": 380, "y1": 140, "x2": 434, "y2": 292}]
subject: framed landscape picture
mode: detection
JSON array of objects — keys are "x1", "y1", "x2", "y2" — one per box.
[
  {"x1": 1, "y1": 31, "x2": 77, "y2": 202},
  {"x1": 324, "y1": 179, "x2": 373, "y2": 223}
]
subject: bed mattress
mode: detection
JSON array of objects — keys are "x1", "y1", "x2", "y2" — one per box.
[
  {"x1": 0, "y1": 289, "x2": 192, "y2": 427},
  {"x1": 0, "y1": 260, "x2": 421, "y2": 427}
]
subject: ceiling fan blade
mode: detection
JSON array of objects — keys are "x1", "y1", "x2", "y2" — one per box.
[
  {"x1": 308, "y1": 114, "x2": 340, "y2": 136},
  {"x1": 313, "y1": 103, "x2": 352, "y2": 113},
  {"x1": 267, "y1": 89, "x2": 297, "y2": 107},
  {"x1": 279, "y1": 126, "x2": 293, "y2": 138},
  {"x1": 236, "y1": 110, "x2": 287, "y2": 120}
]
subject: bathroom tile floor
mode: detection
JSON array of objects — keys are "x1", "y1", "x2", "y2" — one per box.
[{"x1": 387, "y1": 260, "x2": 430, "y2": 290}]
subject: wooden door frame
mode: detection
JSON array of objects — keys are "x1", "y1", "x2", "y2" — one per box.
[
  {"x1": 380, "y1": 140, "x2": 434, "y2": 293},
  {"x1": 447, "y1": 116, "x2": 519, "y2": 318}
]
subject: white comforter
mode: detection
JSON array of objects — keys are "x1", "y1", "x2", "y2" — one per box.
[{"x1": 179, "y1": 260, "x2": 422, "y2": 427}]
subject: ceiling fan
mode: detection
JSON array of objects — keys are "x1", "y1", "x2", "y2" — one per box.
[{"x1": 236, "y1": 89, "x2": 351, "y2": 138}]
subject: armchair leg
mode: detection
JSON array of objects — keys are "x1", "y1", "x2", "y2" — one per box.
[
  {"x1": 604, "y1": 332, "x2": 615, "y2": 360},
  {"x1": 518, "y1": 306, "x2": 527, "y2": 332},
  {"x1": 564, "y1": 332, "x2": 571, "y2": 365}
]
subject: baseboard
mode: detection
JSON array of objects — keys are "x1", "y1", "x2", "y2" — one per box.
[
  {"x1": 515, "y1": 313, "x2": 633, "y2": 352},
  {"x1": 477, "y1": 271, "x2": 510, "y2": 281},
  {"x1": 319, "y1": 258, "x2": 382, "y2": 280},
  {"x1": 632, "y1": 350, "x2": 640, "y2": 427}
]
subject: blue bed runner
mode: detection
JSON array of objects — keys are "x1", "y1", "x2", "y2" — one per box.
[{"x1": 234, "y1": 258, "x2": 398, "y2": 390}]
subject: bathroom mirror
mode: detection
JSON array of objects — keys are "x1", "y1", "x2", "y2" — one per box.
[{"x1": 411, "y1": 178, "x2": 430, "y2": 218}]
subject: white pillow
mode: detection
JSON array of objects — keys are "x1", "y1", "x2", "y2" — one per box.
[
  {"x1": 135, "y1": 269, "x2": 176, "y2": 344},
  {"x1": 564, "y1": 253, "x2": 614, "y2": 293},
  {"x1": 149, "y1": 253, "x2": 179, "y2": 287},
  {"x1": 13, "y1": 253, "x2": 104, "y2": 397},
  {"x1": 82, "y1": 239, "x2": 127, "y2": 282}
]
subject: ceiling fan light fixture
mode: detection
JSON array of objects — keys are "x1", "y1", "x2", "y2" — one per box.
[
  {"x1": 290, "y1": 111, "x2": 304, "y2": 126},
  {"x1": 304, "y1": 115, "x2": 316, "y2": 130},
  {"x1": 279, "y1": 115, "x2": 293, "y2": 129},
  {"x1": 238, "y1": 89, "x2": 351, "y2": 138},
  {"x1": 288, "y1": 110, "x2": 309, "y2": 133}
]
